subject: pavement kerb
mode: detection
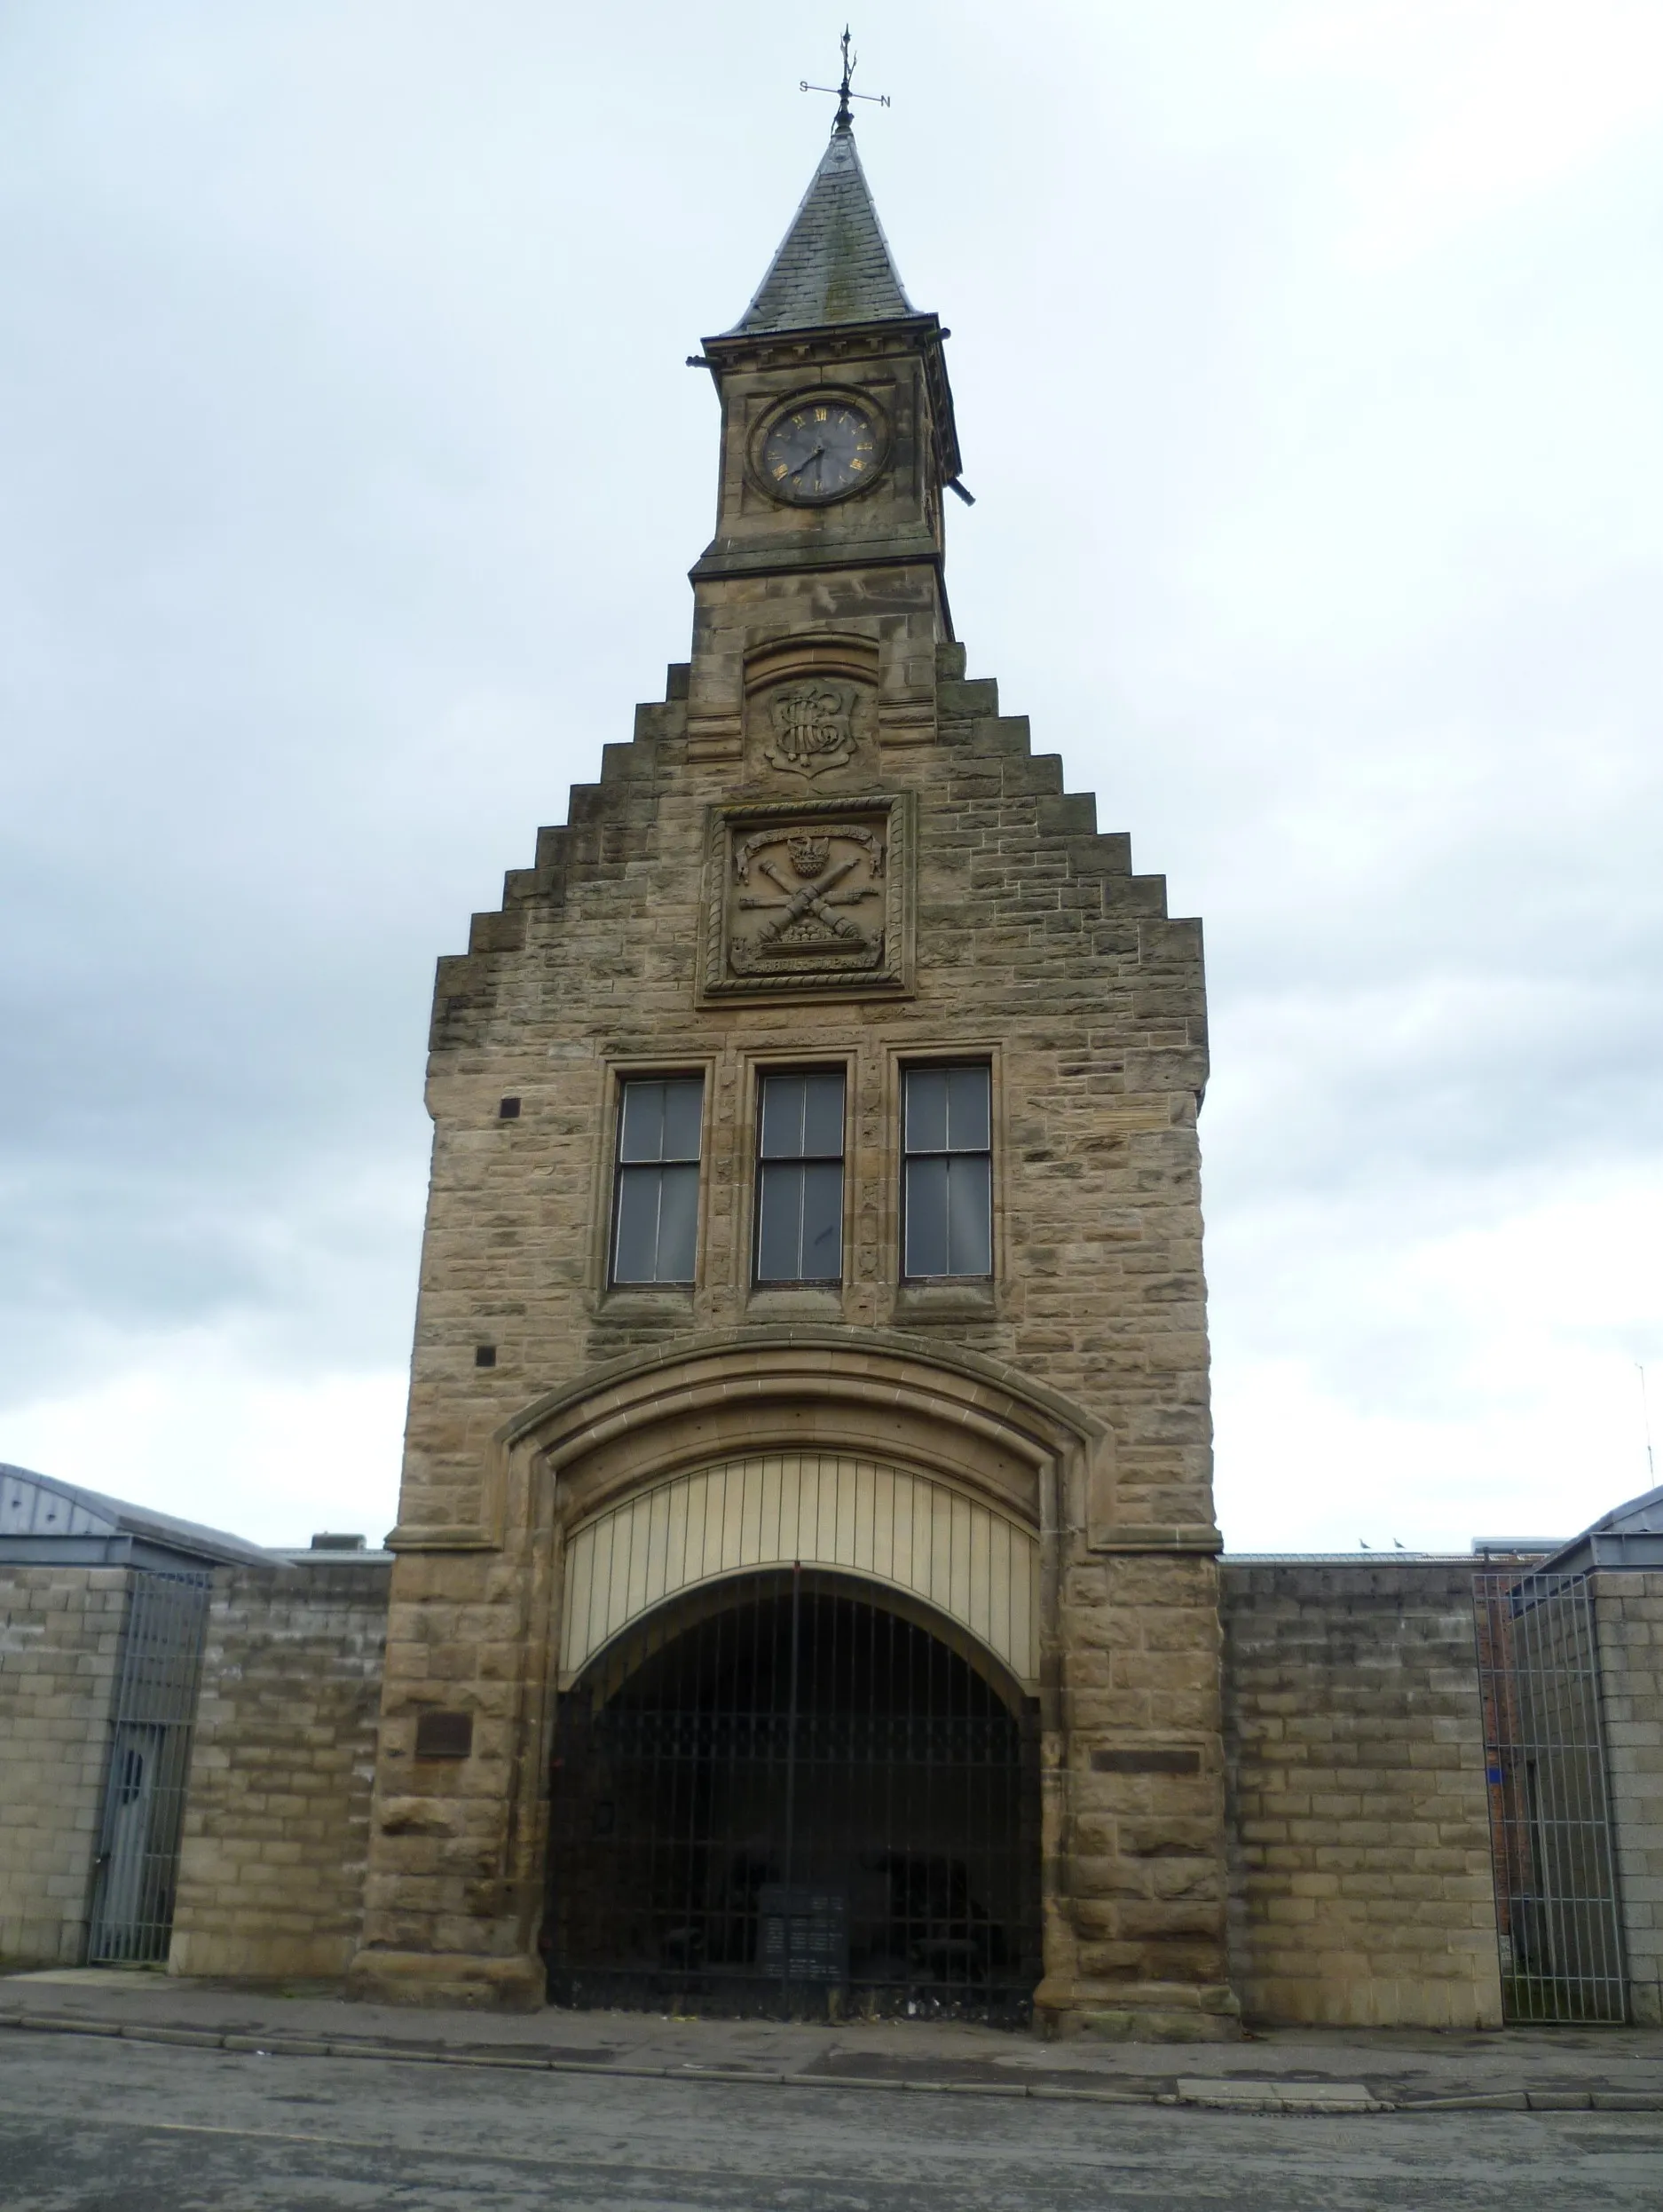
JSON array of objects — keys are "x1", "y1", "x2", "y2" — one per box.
[
  {"x1": 223, "y1": 2035, "x2": 332, "y2": 2058},
  {"x1": 1170, "y1": 2076, "x2": 1388, "y2": 2113},
  {"x1": 1399, "y1": 2092, "x2": 1530, "y2": 2112},
  {"x1": 3, "y1": 2010, "x2": 1661, "y2": 2117},
  {"x1": 1029, "y1": 2086, "x2": 1152, "y2": 2105}
]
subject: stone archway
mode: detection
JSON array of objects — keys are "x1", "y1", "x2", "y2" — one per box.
[
  {"x1": 359, "y1": 1331, "x2": 1113, "y2": 2016},
  {"x1": 485, "y1": 1326, "x2": 1113, "y2": 1553},
  {"x1": 559, "y1": 1450, "x2": 1041, "y2": 1690},
  {"x1": 494, "y1": 1336, "x2": 1099, "y2": 2022},
  {"x1": 544, "y1": 1563, "x2": 1044, "y2": 2022}
]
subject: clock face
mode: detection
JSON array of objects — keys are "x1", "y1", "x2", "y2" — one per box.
[{"x1": 759, "y1": 395, "x2": 882, "y2": 504}]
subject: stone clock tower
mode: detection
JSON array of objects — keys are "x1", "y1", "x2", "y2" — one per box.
[
  {"x1": 351, "y1": 111, "x2": 1233, "y2": 2041},
  {"x1": 682, "y1": 120, "x2": 958, "y2": 774}
]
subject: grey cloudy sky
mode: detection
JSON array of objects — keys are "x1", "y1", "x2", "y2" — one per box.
[{"x1": 3, "y1": 1, "x2": 1660, "y2": 1552}]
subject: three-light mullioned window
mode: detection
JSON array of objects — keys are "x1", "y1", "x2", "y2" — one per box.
[
  {"x1": 610, "y1": 1077, "x2": 704, "y2": 1284},
  {"x1": 608, "y1": 1062, "x2": 993, "y2": 1290}
]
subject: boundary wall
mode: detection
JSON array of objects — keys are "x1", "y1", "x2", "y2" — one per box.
[
  {"x1": 1594, "y1": 1569, "x2": 1663, "y2": 2025},
  {"x1": 0, "y1": 1565, "x2": 128, "y2": 1965},
  {"x1": 8, "y1": 1544, "x2": 1658, "y2": 2028},
  {"x1": 169, "y1": 1560, "x2": 390, "y2": 1981},
  {"x1": 1220, "y1": 1560, "x2": 1503, "y2": 2028}
]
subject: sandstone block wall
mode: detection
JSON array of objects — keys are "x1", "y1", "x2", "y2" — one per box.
[
  {"x1": 1595, "y1": 1569, "x2": 1663, "y2": 2026},
  {"x1": 0, "y1": 1565, "x2": 127, "y2": 1965},
  {"x1": 169, "y1": 1560, "x2": 389, "y2": 1981},
  {"x1": 1220, "y1": 1561, "x2": 1502, "y2": 2027},
  {"x1": 1058, "y1": 1551, "x2": 1232, "y2": 2031},
  {"x1": 399, "y1": 642, "x2": 1213, "y2": 1539},
  {"x1": 357, "y1": 630, "x2": 1229, "y2": 2021}
]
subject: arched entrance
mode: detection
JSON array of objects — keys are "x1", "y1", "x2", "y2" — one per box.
[{"x1": 544, "y1": 1567, "x2": 1042, "y2": 2024}]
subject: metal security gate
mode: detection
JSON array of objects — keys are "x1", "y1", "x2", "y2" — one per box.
[
  {"x1": 1474, "y1": 1570, "x2": 1628, "y2": 2022},
  {"x1": 545, "y1": 1567, "x2": 1042, "y2": 2025},
  {"x1": 87, "y1": 1568, "x2": 211, "y2": 1964}
]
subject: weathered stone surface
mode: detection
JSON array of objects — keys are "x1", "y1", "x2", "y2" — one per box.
[
  {"x1": 169, "y1": 1561, "x2": 389, "y2": 1981},
  {"x1": 0, "y1": 1565, "x2": 128, "y2": 1964},
  {"x1": 1594, "y1": 1570, "x2": 1663, "y2": 2026},
  {"x1": 1221, "y1": 1561, "x2": 1503, "y2": 2028},
  {"x1": 348, "y1": 607, "x2": 1226, "y2": 2025}
]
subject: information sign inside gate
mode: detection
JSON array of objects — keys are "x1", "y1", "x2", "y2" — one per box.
[{"x1": 758, "y1": 1885, "x2": 848, "y2": 1983}]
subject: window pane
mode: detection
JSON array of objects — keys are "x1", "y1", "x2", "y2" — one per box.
[
  {"x1": 618, "y1": 1080, "x2": 666, "y2": 1164},
  {"x1": 654, "y1": 1162, "x2": 699, "y2": 1281},
  {"x1": 944, "y1": 1154, "x2": 992, "y2": 1276},
  {"x1": 619, "y1": 1077, "x2": 704, "y2": 1164},
  {"x1": 612, "y1": 1166, "x2": 662, "y2": 1282},
  {"x1": 660, "y1": 1079, "x2": 703, "y2": 1162},
  {"x1": 760, "y1": 1074, "x2": 807, "y2": 1159},
  {"x1": 903, "y1": 1156, "x2": 950, "y2": 1278},
  {"x1": 799, "y1": 1160, "x2": 843, "y2": 1279},
  {"x1": 904, "y1": 1068, "x2": 949, "y2": 1154},
  {"x1": 756, "y1": 1159, "x2": 802, "y2": 1280},
  {"x1": 761, "y1": 1070, "x2": 844, "y2": 1160},
  {"x1": 801, "y1": 1071, "x2": 845, "y2": 1158},
  {"x1": 944, "y1": 1065, "x2": 990, "y2": 1152},
  {"x1": 756, "y1": 1159, "x2": 843, "y2": 1281}
]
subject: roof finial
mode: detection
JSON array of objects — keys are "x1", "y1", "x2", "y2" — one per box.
[{"x1": 800, "y1": 26, "x2": 890, "y2": 135}]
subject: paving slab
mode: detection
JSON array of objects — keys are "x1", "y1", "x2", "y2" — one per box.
[{"x1": 3, "y1": 1966, "x2": 1660, "y2": 2113}]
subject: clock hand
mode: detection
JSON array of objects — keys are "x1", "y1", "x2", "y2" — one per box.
[{"x1": 788, "y1": 446, "x2": 826, "y2": 479}]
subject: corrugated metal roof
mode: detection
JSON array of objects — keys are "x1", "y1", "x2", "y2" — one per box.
[
  {"x1": 1220, "y1": 1552, "x2": 1474, "y2": 1565},
  {"x1": 265, "y1": 1547, "x2": 395, "y2": 1565},
  {"x1": 1585, "y1": 1481, "x2": 1663, "y2": 1538},
  {"x1": 730, "y1": 123, "x2": 913, "y2": 336},
  {"x1": 0, "y1": 1463, "x2": 274, "y2": 1566},
  {"x1": 1536, "y1": 1481, "x2": 1663, "y2": 1573}
]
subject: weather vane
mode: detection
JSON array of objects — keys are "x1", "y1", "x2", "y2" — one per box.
[{"x1": 801, "y1": 27, "x2": 890, "y2": 130}]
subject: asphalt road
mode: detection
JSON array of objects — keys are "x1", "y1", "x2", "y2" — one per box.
[{"x1": 2, "y1": 2030, "x2": 1660, "y2": 2211}]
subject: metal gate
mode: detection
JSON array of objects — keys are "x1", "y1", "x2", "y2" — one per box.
[
  {"x1": 87, "y1": 1568, "x2": 211, "y2": 1964},
  {"x1": 544, "y1": 1567, "x2": 1042, "y2": 2025},
  {"x1": 1473, "y1": 1570, "x2": 1628, "y2": 2022}
]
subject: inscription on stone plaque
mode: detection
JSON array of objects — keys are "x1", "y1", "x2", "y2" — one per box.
[{"x1": 699, "y1": 795, "x2": 911, "y2": 1001}]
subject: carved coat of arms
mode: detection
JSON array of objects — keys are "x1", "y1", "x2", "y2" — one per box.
[
  {"x1": 701, "y1": 797, "x2": 912, "y2": 1000},
  {"x1": 761, "y1": 681, "x2": 859, "y2": 778},
  {"x1": 730, "y1": 822, "x2": 885, "y2": 973}
]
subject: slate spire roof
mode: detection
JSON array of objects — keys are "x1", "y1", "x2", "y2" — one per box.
[{"x1": 730, "y1": 121, "x2": 915, "y2": 336}]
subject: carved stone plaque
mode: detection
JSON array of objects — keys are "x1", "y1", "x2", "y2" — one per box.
[
  {"x1": 699, "y1": 795, "x2": 912, "y2": 1002},
  {"x1": 757, "y1": 677, "x2": 867, "y2": 778}
]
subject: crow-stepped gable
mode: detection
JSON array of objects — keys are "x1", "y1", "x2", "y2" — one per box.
[{"x1": 342, "y1": 108, "x2": 1229, "y2": 2037}]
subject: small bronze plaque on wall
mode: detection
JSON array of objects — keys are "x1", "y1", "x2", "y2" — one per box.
[
  {"x1": 414, "y1": 1709, "x2": 473, "y2": 1760},
  {"x1": 1091, "y1": 1746, "x2": 1201, "y2": 1775}
]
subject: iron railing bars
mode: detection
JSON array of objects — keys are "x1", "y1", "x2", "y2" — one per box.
[
  {"x1": 87, "y1": 1568, "x2": 210, "y2": 1965},
  {"x1": 780, "y1": 1564, "x2": 801, "y2": 2010},
  {"x1": 546, "y1": 1568, "x2": 1038, "y2": 2022},
  {"x1": 1474, "y1": 1569, "x2": 1628, "y2": 2023}
]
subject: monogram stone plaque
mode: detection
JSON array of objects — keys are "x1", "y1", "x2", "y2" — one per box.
[
  {"x1": 746, "y1": 673, "x2": 877, "y2": 782},
  {"x1": 760, "y1": 679, "x2": 861, "y2": 777},
  {"x1": 699, "y1": 794, "x2": 913, "y2": 1002}
]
